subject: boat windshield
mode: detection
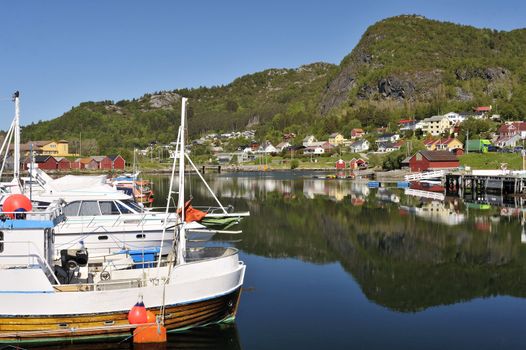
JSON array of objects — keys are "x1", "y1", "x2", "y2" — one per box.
[{"x1": 122, "y1": 200, "x2": 144, "y2": 213}]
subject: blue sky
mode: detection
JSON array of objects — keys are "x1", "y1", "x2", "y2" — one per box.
[{"x1": 1, "y1": 0, "x2": 525, "y2": 126}]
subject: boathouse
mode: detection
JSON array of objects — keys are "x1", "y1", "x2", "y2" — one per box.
[
  {"x1": 409, "y1": 151, "x2": 459, "y2": 172},
  {"x1": 25, "y1": 155, "x2": 58, "y2": 170},
  {"x1": 109, "y1": 155, "x2": 126, "y2": 170},
  {"x1": 335, "y1": 159, "x2": 345, "y2": 169},
  {"x1": 55, "y1": 157, "x2": 71, "y2": 170},
  {"x1": 91, "y1": 156, "x2": 113, "y2": 170}
]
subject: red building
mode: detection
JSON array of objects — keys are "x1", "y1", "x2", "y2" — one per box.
[
  {"x1": 335, "y1": 159, "x2": 345, "y2": 169},
  {"x1": 109, "y1": 155, "x2": 126, "y2": 170},
  {"x1": 55, "y1": 157, "x2": 71, "y2": 171},
  {"x1": 25, "y1": 155, "x2": 58, "y2": 170},
  {"x1": 91, "y1": 156, "x2": 113, "y2": 170},
  {"x1": 409, "y1": 151, "x2": 459, "y2": 172}
]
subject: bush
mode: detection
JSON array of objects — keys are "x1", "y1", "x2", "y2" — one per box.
[{"x1": 290, "y1": 159, "x2": 300, "y2": 169}]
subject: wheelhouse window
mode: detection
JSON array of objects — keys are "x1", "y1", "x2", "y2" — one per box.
[
  {"x1": 63, "y1": 201, "x2": 81, "y2": 216},
  {"x1": 99, "y1": 201, "x2": 121, "y2": 215},
  {"x1": 115, "y1": 201, "x2": 133, "y2": 214},
  {"x1": 0, "y1": 231, "x2": 3, "y2": 253},
  {"x1": 121, "y1": 200, "x2": 143, "y2": 213},
  {"x1": 79, "y1": 201, "x2": 101, "y2": 216}
]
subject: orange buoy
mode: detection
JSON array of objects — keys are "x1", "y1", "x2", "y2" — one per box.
[
  {"x1": 133, "y1": 324, "x2": 167, "y2": 344},
  {"x1": 127, "y1": 301, "x2": 147, "y2": 324},
  {"x1": 3, "y1": 194, "x2": 32, "y2": 219},
  {"x1": 146, "y1": 310, "x2": 156, "y2": 323}
]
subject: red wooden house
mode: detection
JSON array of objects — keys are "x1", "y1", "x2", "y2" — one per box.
[
  {"x1": 25, "y1": 155, "x2": 58, "y2": 170},
  {"x1": 91, "y1": 156, "x2": 113, "y2": 170},
  {"x1": 55, "y1": 157, "x2": 71, "y2": 171},
  {"x1": 109, "y1": 155, "x2": 126, "y2": 170},
  {"x1": 409, "y1": 151, "x2": 459, "y2": 172},
  {"x1": 335, "y1": 159, "x2": 345, "y2": 169}
]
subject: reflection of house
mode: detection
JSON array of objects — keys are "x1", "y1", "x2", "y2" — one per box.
[
  {"x1": 403, "y1": 200, "x2": 465, "y2": 225},
  {"x1": 409, "y1": 151, "x2": 459, "y2": 172},
  {"x1": 350, "y1": 139, "x2": 369, "y2": 153}
]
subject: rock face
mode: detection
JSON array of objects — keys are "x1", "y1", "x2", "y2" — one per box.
[
  {"x1": 149, "y1": 92, "x2": 181, "y2": 109},
  {"x1": 455, "y1": 67, "x2": 510, "y2": 81},
  {"x1": 377, "y1": 77, "x2": 415, "y2": 99}
]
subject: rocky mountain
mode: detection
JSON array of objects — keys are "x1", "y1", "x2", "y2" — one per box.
[{"x1": 22, "y1": 15, "x2": 526, "y2": 155}]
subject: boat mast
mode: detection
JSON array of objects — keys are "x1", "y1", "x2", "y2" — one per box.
[
  {"x1": 13, "y1": 91, "x2": 20, "y2": 184},
  {"x1": 176, "y1": 97, "x2": 187, "y2": 264}
]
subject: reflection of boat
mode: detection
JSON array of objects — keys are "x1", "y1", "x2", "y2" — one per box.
[{"x1": 410, "y1": 180, "x2": 444, "y2": 193}]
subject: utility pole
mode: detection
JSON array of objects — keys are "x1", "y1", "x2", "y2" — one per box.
[{"x1": 466, "y1": 130, "x2": 469, "y2": 154}]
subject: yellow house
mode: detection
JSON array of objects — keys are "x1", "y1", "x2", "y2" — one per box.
[
  {"x1": 435, "y1": 138, "x2": 463, "y2": 152},
  {"x1": 328, "y1": 132, "x2": 346, "y2": 146},
  {"x1": 21, "y1": 140, "x2": 75, "y2": 157}
]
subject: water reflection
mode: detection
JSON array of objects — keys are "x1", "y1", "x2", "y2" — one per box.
[{"x1": 147, "y1": 173, "x2": 526, "y2": 313}]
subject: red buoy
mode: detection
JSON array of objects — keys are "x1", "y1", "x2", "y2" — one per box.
[
  {"x1": 3, "y1": 194, "x2": 32, "y2": 219},
  {"x1": 128, "y1": 301, "x2": 147, "y2": 324}
]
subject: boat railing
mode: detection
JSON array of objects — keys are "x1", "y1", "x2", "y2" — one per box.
[
  {"x1": 0, "y1": 240, "x2": 60, "y2": 284},
  {"x1": 1, "y1": 203, "x2": 64, "y2": 222}
]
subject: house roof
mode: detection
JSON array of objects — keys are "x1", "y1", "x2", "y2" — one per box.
[
  {"x1": 54, "y1": 157, "x2": 67, "y2": 162},
  {"x1": 399, "y1": 119, "x2": 415, "y2": 124},
  {"x1": 424, "y1": 139, "x2": 438, "y2": 146},
  {"x1": 499, "y1": 122, "x2": 526, "y2": 134},
  {"x1": 423, "y1": 115, "x2": 447, "y2": 122},
  {"x1": 435, "y1": 137, "x2": 459, "y2": 146},
  {"x1": 108, "y1": 155, "x2": 123, "y2": 161},
  {"x1": 418, "y1": 150, "x2": 458, "y2": 162},
  {"x1": 33, "y1": 155, "x2": 55, "y2": 163},
  {"x1": 91, "y1": 156, "x2": 108, "y2": 162},
  {"x1": 303, "y1": 135, "x2": 316, "y2": 142},
  {"x1": 329, "y1": 132, "x2": 341, "y2": 138},
  {"x1": 351, "y1": 128, "x2": 364, "y2": 133},
  {"x1": 351, "y1": 139, "x2": 368, "y2": 146},
  {"x1": 474, "y1": 106, "x2": 491, "y2": 112}
]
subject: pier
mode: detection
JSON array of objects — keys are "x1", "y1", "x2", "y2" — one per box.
[{"x1": 445, "y1": 172, "x2": 526, "y2": 196}]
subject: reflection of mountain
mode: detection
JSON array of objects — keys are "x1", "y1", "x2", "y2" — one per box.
[
  {"x1": 148, "y1": 174, "x2": 526, "y2": 313},
  {"x1": 237, "y1": 188, "x2": 526, "y2": 312}
]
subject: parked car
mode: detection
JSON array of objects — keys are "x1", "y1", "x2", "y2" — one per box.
[
  {"x1": 514, "y1": 146, "x2": 524, "y2": 153},
  {"x1": 487, "y1": 145, "x2": 500, "y2": 152}
]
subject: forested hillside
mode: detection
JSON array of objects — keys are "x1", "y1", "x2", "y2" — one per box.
[{"x1": 22, "y1": 15, "x2": 526, "y2": 155}]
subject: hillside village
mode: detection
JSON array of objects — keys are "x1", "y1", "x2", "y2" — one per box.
[{"x1": 183, "y1": 105, "x2": 526, "y2": 171}]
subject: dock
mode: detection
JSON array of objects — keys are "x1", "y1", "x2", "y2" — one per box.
[{"x1": 445, "y1": 171, "x2": 526, "y2": 196}]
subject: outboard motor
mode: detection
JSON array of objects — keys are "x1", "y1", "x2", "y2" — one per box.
[{"x1": 60, "y1": 247, "x2": 89, "y2": 271}]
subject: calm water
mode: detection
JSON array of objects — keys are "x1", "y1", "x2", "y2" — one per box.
[{"x1": 48, "y1": 171, "x2": 526, "y2": 349}]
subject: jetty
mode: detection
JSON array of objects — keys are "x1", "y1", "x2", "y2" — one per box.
[{"x1": 445, "y1": 170, "x2": 526, "y2": 196}]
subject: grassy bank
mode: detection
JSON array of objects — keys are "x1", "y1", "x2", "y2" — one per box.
[{"x1": 459, "y1": 153, "x2": 523, "y2": 170}]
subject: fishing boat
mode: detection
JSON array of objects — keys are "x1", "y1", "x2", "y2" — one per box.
[
  {"x1": 0, "y1": 97, "x2": 247, "y2": 344},
  {"x1": 111, "y1": 173, "x2": 155, "y2": 206}
]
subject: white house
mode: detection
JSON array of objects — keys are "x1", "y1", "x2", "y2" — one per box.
[
  {"x1": 276, "y1": 141, "x2": 291, "y2": 152},
  {"x1": 349, "y1": 139, "x2": 370, "y2": 153},
  {"x1": 376, "y1": 142, "x2": 399, "y2": 153},
  {"x1": 302, "y1": 135, "x2": 318, "y2": 147},
  {"x1": 376, "y1": 133, "x2": 400, "y2": 143},
  {"x1": 496, "y1": 134, "x2": 521, "y2": 148},
  {"x1": 264, "y1": 143, "x2": 278, "y2": 154},
  {"x1": 304, "y1": 146, "x2": 324, "y2": 155},
  {"x1": 443, "y1": 112, "x2": 466, "y2": 125}
]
